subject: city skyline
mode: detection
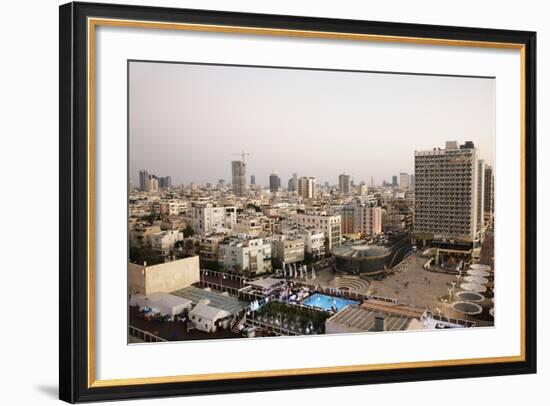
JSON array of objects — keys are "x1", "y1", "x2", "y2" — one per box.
[{"x1": 129, "y1": 61, "x2": 495, "y2": 187}]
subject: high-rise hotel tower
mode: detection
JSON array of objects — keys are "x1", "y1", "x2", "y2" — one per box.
[{"x1": 414, "y1": 141, "x2": 480, "y2": 246}]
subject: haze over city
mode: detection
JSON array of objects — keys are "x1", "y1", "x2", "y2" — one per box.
[{"x1": 129, "y1": 60, "x2": 495, "y2": 187}]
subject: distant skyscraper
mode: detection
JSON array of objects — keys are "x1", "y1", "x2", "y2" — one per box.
[
  {"x1": 139, "y1": 170, "x2": 149, "y2": 191},
  {"x1": 392, "y1": 175, "x2": 398, "y2": 187},
  {"x1": 269, "y1": 171, "x2": 281, "y2": 192},
  {"x1": 250, "y1": 175, "x2": 255, "y2": 186},
  {"x1": 218, "y1": 179, "x2": 226, "y2": 190},
  {"x1": 338, "y1": 173, "x2": 351, "y2": 194},
  {"x1": 359, "y1": 182, "x2": 368, "y2": 196},
  {"x1": 288, "y1": 177, "x2": 295, "y2": 192},
  {"x1": 231, "y1": 160, "x2": 246, "y2": 196},
  {"x1": 371, "y1": 176, "x2": 374, "y2": 188},
  {"x1": 298, "y1": 177, "x2": 315, "y2": 199},
  {"x1": 288, "y1": 173, "x2": 298, "y2": 192},
  {"x1": 399, "y1": 172, "x2": 410, "y2": 189},
  {"x1": 149, "y1": 175, "x2": 159, "y2": 193},
  {"x1": 414, "y1": 140, "x2": 479, "y2": 244},
  {"x1": 410, "y1": 174, "x2": 415, "y2": 189},
  {"x1": 159, "y1": 175, "x2": 172, "y2": 189}
]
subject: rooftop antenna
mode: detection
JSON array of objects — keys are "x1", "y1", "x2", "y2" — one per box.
[{"x1": 231, "y1": 150, "x2": 251, "y2": 163}]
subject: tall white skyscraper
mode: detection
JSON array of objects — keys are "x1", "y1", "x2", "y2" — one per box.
[
  {"x1": 399, "y1": 172, "x2": 410, "y2": 189},
  {"x1": 298, "y1": 177, "x2": 316, "y2": 199}
]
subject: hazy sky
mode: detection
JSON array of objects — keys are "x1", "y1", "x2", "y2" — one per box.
[{"x1": 129, "y1": 61, "x2": 495, "y2": 187}]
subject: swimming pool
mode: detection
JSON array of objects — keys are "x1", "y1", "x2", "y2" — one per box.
[{"x1": 302, "y1": 293, "x2": 358, "y2": 312}]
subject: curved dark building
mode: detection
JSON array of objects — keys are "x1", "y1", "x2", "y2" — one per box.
[{"x1": 332, "y1": 232, "x2": 412, "y2": 275}]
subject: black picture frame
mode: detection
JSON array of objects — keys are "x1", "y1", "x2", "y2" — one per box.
[{"x1": 59, "y1": 1, "x2": 537, "y2": 403}]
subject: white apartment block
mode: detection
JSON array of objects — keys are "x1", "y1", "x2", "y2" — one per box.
[
  {"x1": 159, "y1": 199, "x2": 187, "y2": 216},
  {"x1": 296, "y1": 228, "x2": 326, "y2": 258},
  {"x1": 292, "y1": 212, "x2": 341, "y2": 249},
  {"x1": 191, "y1": 203, "x2": 237, "y2": 235},
  {"x1": 218, "y1": 237, "x2": 272, "y2": 276},
  {"x1": 414, "y1": 141, "x2": 479, "y2": 243},
  {"x1": 150, "y1": 230, "x2": 183, "y2": 257},
  {"x1": 271, "y1": 236, "x2": 305, "y2": 265}
]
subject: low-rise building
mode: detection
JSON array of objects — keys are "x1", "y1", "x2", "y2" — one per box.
[
  {"x1": 132, "y1": 223, "x2": 161, "y2": 246},
  {"x1": 191, "y1": 202, "x2": 237, "y2": 235},
  {"x1": 218, "y1": 236, "x2": 272, "y2": 276},
  {"x1": 271, "y1": 235, "x2": 305, "y2": 267},
  {"x1": 292, "y1": 212, "x2": 341, "y2": 249},
  {"x1": 128, "y1": 256, "x2": 200, "y2": 295},
  {"x1": 150, "y1": 230, "x2": 183, "y2": 258},
  {"x1": 199, "y1": 233, "x2": 228, "y2": 264}
]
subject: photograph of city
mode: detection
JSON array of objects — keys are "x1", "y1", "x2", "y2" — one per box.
[{"x1": 127, "y1": 60, "x2": 495, "y2": 344}]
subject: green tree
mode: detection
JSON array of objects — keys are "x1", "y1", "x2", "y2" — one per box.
[{"x1": 183, "y1": 225, "x2": 195, "y2": 237}]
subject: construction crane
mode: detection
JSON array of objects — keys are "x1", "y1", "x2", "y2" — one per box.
[{"x1": 231, "y1": 150, "x2": 251, "y2": 163}]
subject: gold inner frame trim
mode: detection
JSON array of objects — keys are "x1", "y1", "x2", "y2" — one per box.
[{"x1": 87, "y1": 17, "x2": 527, "y2": 388}]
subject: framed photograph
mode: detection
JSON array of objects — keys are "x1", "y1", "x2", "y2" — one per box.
[{"x1": 59, "y1": 1, "x2": 537, "y2": 403}]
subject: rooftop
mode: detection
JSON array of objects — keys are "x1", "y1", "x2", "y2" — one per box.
[
  {"x1": 171, "y1": 286, "x2": 248, "y2": 315},
  {"x1": 327, "y1": 305, "x2": 411, "y2": 332}
]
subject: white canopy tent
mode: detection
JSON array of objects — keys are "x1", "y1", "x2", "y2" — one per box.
[{"x1": 130, "y1": 293, "x2": 192, "y2": 317}]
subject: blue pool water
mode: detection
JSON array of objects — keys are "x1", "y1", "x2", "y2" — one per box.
[{"x1": 302, "y1": 293, "x2": 358, "y2": 312}]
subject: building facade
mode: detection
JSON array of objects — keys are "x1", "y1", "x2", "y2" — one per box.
[
  {"x1": 231, "y1": 160, "x2": 246, "y2": 196},
  {"x1": 218, "y1": 237, "x2": 272, "y2": 276},
  {"x1": 292, "y1": 212, "x2": 341, "y2": 249},
  {"x1": 298, "y1": 176, "x2": 316, "y2": 200},
  {"x1": 271, "y1": 236, "x2": 305, "y2": 266},
  {"x1": 191, "y1": 203, "x2": 237, "y2": 234},
  {"x1": 339, "y1": 173, "x2": 351, "y2": 194},
  {"x1": 414, "y1": 140, "x2": 479, "y2": 244},
  {"x1": 269, "y1": 171, "x2": 281, "y2": 192}
]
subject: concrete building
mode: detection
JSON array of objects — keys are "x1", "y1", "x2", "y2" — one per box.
[
  {"x1": 325, "y1": 305, "x2": 414, "y2": 334},
  {"x1": 414, "y1": 140, "x2": 479, "y2": 245},
  {"x1": 150, "y1": 230, "x2": 183, "y2": 258},
  {"x1": 159, "y1": 176, "x2": 172, "y2": 189},
  {"x1": 339, "y1": 173, "x2": 351, "y2": 194},
  {"x1": 132, "y1": 223, "x2": 161, "y2": 246},
  {"x1": 484, "y1": 165, "x2": 494, "y2": 221},
  {"x1": 199, "y1": 233, "x2": 228, "y2": 264},
  {"x1": 250, "y1": 174, "x2": 255, "y2": 186},
  {"x1": 288, "y1": 177, "x2": 295, "y2": 192},
  {"x1": 399, "y1": 172, "x2": 410, "y2": 189},
  {"x1": 231, "y1": 160, "x2": 246, "y2": 196},
  {"x1": 292, "y1": 212, "x2": 341, "y2": 249},
  {"x1": 271, "y1": 235, "x2": 305, "y2": 266},
  {"x1": 191, "y1": 203, "x2": 237, "y2": 235},
  {"x1": 218, "y1": 237, "x2": 272, "y2": 276},
  {"x1": 297, "y1": 228, "x2": 326, "y2": 258},
  {"x1": 298, "y1": 176, "x2": 316, "y2": 200},
  {"x1": 477, "y1": 159, "x2": 486, "y2": 232},
  {"x1": 341, "y1": 198, "x2": 382, "y2": 238},
  {"x1": 232, "y1": 214, "x2": 264, "y2": 237},
  {"x1": 392, "y1": 175, "x2": 398, "y2": 188},
  {"x1": 139, "y1": 169, "x2": 149, "y2": 192},
  {"x1": 128, "y1": 256, "x2": 200, "y2": 295},
  {"x1": 159, "y1": 199, "x2": 186, "y2": 216},
  {"x1": 269, "y1": 171, "x2": 281, "y2": 192},
  {"x1": 288, "y1": 173, "x2": 299, "y2": 193}
]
